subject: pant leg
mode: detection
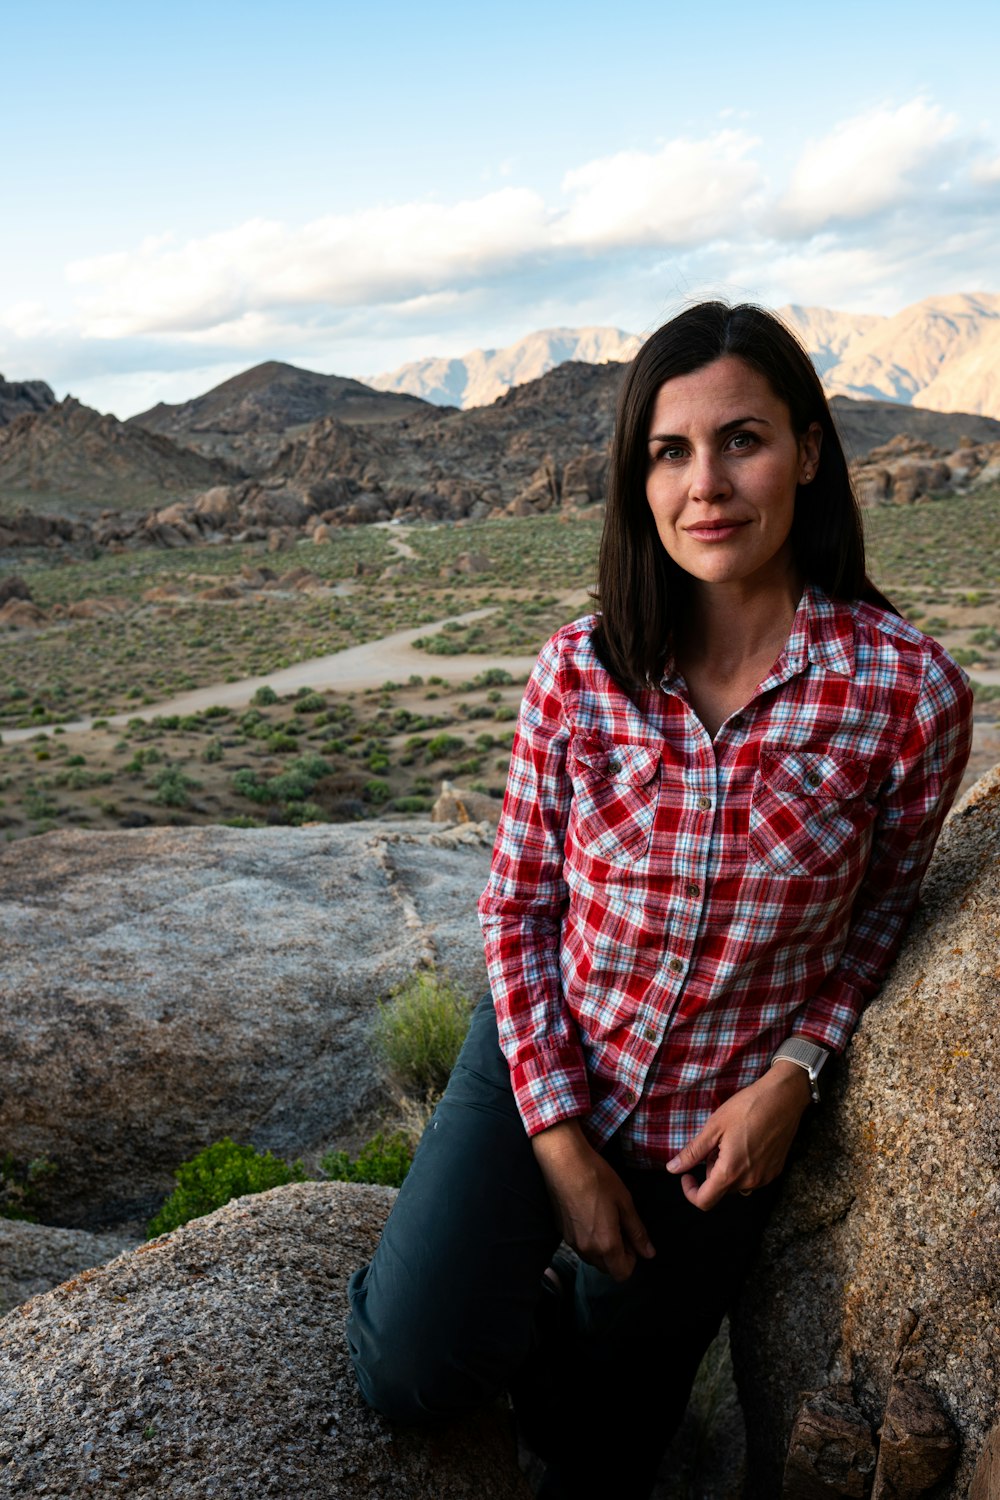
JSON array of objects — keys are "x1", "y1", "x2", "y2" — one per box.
[
  {"x1": 533, "y1": 1162, "x2": 778, "y2": 1500},
  {"x1": 346, "y1": 993, "x2": 563, "y2": 1421}
]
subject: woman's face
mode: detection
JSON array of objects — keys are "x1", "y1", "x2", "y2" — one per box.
[{"x1": 645, "y1": 355, "x2": 821, "y2": 593}]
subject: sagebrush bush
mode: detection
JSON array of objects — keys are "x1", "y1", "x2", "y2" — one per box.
[
  {"x1": 373, "y1": 971, "x2": 474, "y2": 1096},
  {"x1": 147, "y1": 1138, "x2": 307, "y2": 1238},
  {"x1": 0, "y1": 1153, "x2": 56, "y2": 1222},
  {"x1": 321, "y1": 1131, "x2": 413, "y2": 1188}
]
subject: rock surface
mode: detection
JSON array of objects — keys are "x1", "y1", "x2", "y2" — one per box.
[
  {"x1": 0, "y1": 1220, "x2": 138, "y2": 1316},
  {"x1": 0, "y1": 1181, "x2": 531, "y2": 1499},
  {"x1": 733, "y1": 764, "x2": 1000, "y2": 1497},
  {"x1": 0, "y1": 822, "x2": 492, "y2": 1227}
]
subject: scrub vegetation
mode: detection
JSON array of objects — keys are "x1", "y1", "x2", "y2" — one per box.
[{"x1": 1, "y1": 497, "x2": 997, "y2": 840}]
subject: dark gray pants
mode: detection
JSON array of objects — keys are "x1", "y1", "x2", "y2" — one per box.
[{"x1": 346, "y1": 994, "x2": 774, "y2": 1499}]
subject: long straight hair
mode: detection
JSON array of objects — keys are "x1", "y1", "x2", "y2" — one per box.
[{"x1": 593, "y1": 301, "x2": 893, "y2": 691}]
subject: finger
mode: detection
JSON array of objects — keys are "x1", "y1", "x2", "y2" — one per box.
[
  {"x1": 603, "y1": 1239, "x2": 637, "y2": 1283},
  {"x1": 679, "y1": 1168, "x2": 731, "y2": 1213},
  {"x1": 620, "y1": 1199, "x2": 656, "y2": 1261},
  {"x1": 666, "y1": 1123, "x2": 721, "y2": 1175}
]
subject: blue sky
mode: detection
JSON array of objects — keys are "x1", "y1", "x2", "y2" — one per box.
[{"x1": 3, "y1": 0, "x2": 999, "y2": 415}]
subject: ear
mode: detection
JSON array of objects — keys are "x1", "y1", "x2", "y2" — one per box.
[{"x1": 798, "y1": 422, "x2": 823, "y2": 484}]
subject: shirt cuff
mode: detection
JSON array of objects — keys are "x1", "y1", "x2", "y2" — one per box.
[
  {"x1": 509, "y1": 1041, "x2": 592, "y2": 1137},
  {"x1": 791, "y1": 970, "x2": 868, "y2": 1055}
]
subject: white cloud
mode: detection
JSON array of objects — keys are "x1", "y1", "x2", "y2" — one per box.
[
  {"x1": 556, "y1": 131, "x2": 762, "y2": 249},
  {"x1": 774, "y1": 99, "x2": 960, "y2": 234},
  {"x1": 6, "y1": 96, "x2": 999, "y2": 413},
  {"x1": 64, "y1": 132, "x2": 765, "y2": 342}
]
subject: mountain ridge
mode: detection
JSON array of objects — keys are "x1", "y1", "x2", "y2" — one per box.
[{"x1": 369, "y1": 294, "x2": 1000, "y2": 418}]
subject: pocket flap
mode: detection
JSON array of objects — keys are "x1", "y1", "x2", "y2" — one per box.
[
  {"x1": 570, "y1": 736, "x2": 661, "y2": 788},
  {"x1": 758, "y1": 748, "x2": 868, "y2": 800}
]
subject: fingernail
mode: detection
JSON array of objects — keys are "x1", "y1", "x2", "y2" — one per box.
[{"x1": 666, "y1": 1157, "x2": 681, "y2": 1172}]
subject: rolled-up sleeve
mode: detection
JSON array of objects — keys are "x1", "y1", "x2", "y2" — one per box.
[
  {"x1": 478, "y1": 636, "x2": 591, "y2": 1135},
  {"x1": 793, "y1": 647, "x2": 973, "y2": 1052}
]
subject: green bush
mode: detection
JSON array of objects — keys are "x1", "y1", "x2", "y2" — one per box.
[
  {"x1": 150, "y1": 766, "x2": 201, "y2": 807},
  {"x1": 321, "y1": 1131, "x2": 413, "y2": 1188},
  {"x1": 147, "y1": 1138, "x2": 308, "y2": 1238},
  {"x1": 252, "y1": 685, "x2": 279, "y2": 706},
  {"x1": 425, "y1": 733, "x2": 465, "y2": 762},
  {"x1": 373, "y1": 972, "x2": 474, "y2": 1095},
  {"x1": 1, "y1": 1153, "x2": 57, "y2": 1222},
  {"x1": 293, "y1": 692, "x2": 326, "y2": 714}
]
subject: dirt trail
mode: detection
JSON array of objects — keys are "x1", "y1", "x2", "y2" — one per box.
[{"x1": 1, "y1": 608, "x2": 540, "y2": 745}]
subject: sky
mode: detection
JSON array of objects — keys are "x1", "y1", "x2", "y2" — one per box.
[{"x1": 3, "y1": 0, "x2": 1000, "y2": 418}]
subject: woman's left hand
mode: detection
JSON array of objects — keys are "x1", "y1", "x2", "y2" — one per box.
[{"x1": 665, "y1": 1062, "x2": 812, "y2": 1211}]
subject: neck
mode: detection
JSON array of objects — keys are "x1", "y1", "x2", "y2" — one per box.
[{"x1": 676, "y1": 565, "x2": 804, "y2": 676}]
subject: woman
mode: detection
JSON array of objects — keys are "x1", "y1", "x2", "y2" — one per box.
[{"x1": 347, "y1": 302, "x2": 972, "y2": 1499}]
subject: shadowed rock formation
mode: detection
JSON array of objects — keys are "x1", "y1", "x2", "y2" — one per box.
[
  {"x1": 733, "y1": 764, "x2": 1000, "y2": 1497},
  {"x1": 0, "y1": 1181, "x2": 531, "y2": 1499},
  {"x1": 0, "y1": 822, "x2": 492, "y2": 1228}
]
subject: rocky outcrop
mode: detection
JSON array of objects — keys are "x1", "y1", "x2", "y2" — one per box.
[
  {"x1": 0, "y1": 1220, "x2": 137, "y2": 1316},
  {"x1": 0, "y1": 822, "x2": 491, "y2": 1228},
  {"x1": 0, "y1": 397, "x2": 230, "y2": 509},
  {"x1": 0, "y1": 1181, "x2": 531, "y2": 1499},
  {"x1": 733, "y1": 764, "x2": 1000, "y2": 1497},
  {"x1": 0, "y1": 374, "x2": 55, "y2": 426}
]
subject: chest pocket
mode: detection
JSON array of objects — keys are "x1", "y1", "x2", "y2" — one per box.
[
  {"x1": 748, "y1": 748, "x2": 875, "y2": 877},
  {"x1": 568, "y1": 735, "x2": 661, "y2": 862}
]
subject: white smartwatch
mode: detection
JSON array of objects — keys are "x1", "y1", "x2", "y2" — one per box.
[{"x1": 771, "y1": 1038, "x2": 829, "y2": 1104}]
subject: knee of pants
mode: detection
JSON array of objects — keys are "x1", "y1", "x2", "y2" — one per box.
[{"x1": 346, "y1": 1264, "x2": 504, "y2": 1423}]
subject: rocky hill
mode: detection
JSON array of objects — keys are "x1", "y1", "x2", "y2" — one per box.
[
  {"x1": 2, "y1": 353, "x2": 1000, "y2": 545},
  {"x1": 0, "y1": 375, "x2": 56, "y2": 427},
  {"x1": 129, "y1": 361, "x2": 434, "y2": 470},
  {"x1": 0, "y1": 398, "x2": 231, "y2": 514}
]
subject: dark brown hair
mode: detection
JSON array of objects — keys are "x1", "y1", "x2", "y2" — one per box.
[{"x1": 593, "y1": 300, "x2": 892, "y2": 690}]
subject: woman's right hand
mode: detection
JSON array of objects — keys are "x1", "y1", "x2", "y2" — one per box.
[{"x1": 531, "y1": 1120, "x2": 656, "y2": 1282}]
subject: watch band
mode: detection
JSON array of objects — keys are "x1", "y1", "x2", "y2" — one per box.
[{"x1": 771, "y1": 1038, "x2": 829, "y2": 1104}]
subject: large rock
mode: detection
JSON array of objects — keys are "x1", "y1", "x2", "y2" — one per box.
[
  {"x1": 0, "y1": 1220, "x2": 138, "y2": 1316},
  {"x1": 733, "y1": 764, "x2": 1000, "y2": 1496},
  {"x1": 0, "y1": 823, "x2": 492, "y2": 1228},
  {"x1": 0, "y1": 1181, "x2": 531, "y2": 1499}
]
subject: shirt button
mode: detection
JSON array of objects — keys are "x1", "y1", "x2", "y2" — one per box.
[
  {"x1": 685, "y1": 882, "x2": 700, "y2": 898},
  {"x1": 623, "y1": 1089, "x2": 636, "y2": 1104},
  {"x1": 805, "y1": 771, "x2": 822, "y2": 788},
  {"x1": 668, "y1": 957, "x2": 684, "y2": 973},
  {"x1": 644, "y1": 1025, "x2": 657, "y2": 1042},
  {"x1": 607, "y1": 759, "x2": 621, "y2": 775},
  {"x1": 696, "y1": 795, "x2": 712, "y2": 811},
  {"x1": 731, "y1": 714, "x2": 744, "y2": 727}
]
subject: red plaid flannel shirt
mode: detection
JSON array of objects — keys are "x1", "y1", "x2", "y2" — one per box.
[{"x1": 478, "y1": 584, "x2": 973, "y2": 1163}]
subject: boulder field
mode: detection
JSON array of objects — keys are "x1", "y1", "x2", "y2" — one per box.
[{"x1": 1, "y1": 766, "x2": 998, "y2": 1496}]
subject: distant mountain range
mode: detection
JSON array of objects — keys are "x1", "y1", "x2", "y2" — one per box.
[{"x1": 370, "y1": 293, "x2": 1000, "y2": 418}]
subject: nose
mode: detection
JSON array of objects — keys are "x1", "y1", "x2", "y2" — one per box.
[{"x1": 688, "y1": 449, "x2": 732, "y2": 504}]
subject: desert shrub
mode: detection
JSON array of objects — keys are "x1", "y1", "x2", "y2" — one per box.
[
  {"x1": 363, "y1": 778, "x2": 391, "y2": 804},
  {"x1": 321, "y1": 1131, "x2": 413, "y2": 1189},
  {"x1": 147, "y1": 1138, "x2": 307, "y2": 1238},
  {"x1": 393, "y1": 795, "x2": 432, "y2": 813},
  {"x1": 0, "y1": 1153, "x2": 57, "y2": 1222},
  {"x1": 373, "y1": 971, "x2": 474, "y2": 1096},
  {"x1": 293, "y1": 692, "x2": 326, "y2": 714},
  {"x1": 202, "y1": 738, "x2": 224, "y2": 763},
  {"x1": 425, "y1": 733, "x2": 465, "y2": 762},
  {"x1": 266, "y1": 732, "x2": 299, "y2": 753},
  {"x1": 252, "y1": 685, "x2": 279, "y2": 706},
  {"x1": 151, "y1": 766, "x2": 201, "y2": 807}
]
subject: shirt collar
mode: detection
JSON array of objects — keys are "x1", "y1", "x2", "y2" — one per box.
[
  {"x1": 657, "y1": 580, "x2": 856, "y2": 691},
  {"x1": 788, "y1": 582, "x2": 856, "y2": 678}
]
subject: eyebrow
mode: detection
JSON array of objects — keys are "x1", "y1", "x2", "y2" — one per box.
[{"x1": 647, "y1": 415, "x2": 773, "y2": 444}]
